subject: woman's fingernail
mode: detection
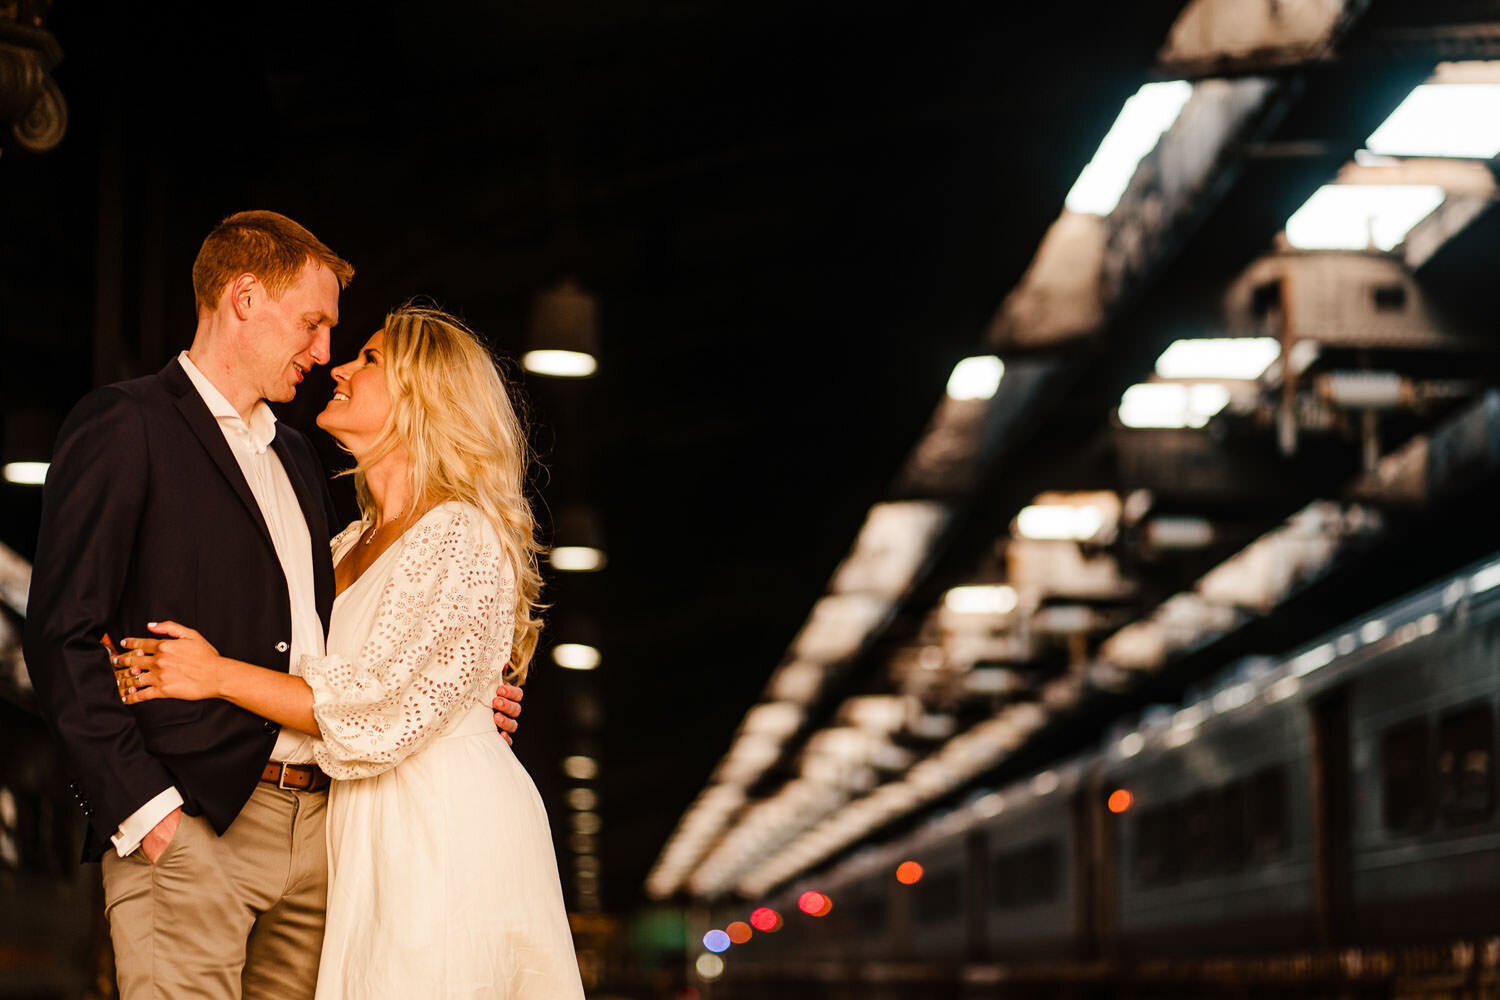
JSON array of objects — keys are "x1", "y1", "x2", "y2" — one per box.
[
  {"x1": 109, "y1": 655, "x2": 118, "y2": 666},
  {"x1": 131, "y1": 667, "x2": 140, "y2": 676},
  {"x1": 147, "y1": 622, "x2": 158, "y2": 628}
]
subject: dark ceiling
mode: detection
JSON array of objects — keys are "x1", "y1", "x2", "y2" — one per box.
[{"x1": 18, "y1": 1, "x2": 1493, "y2": 914}]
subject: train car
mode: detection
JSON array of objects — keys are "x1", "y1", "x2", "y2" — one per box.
[
  {"x1": 1299, "y1": 556, "x2": 1500, "y2": 944},
  {"x1": 719, "y1": 550, "x2": 1500, "y2": 991},
  {"x1": 1101, "y1": 658, "x2": 1318, "y2": 958}
]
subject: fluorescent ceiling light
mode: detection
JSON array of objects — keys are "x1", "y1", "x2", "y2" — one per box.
[
  {"x1": 946, "y1": 355, "x2": 1005, "y2": 401},
  {"x1": 1284, "y1": 184, "x2": 1445, "y2": 251},
  {"x1": 550, "y1": 546, "x2": 606, "y2": 572},
  {"x1": 562, "y1": 755, "x2": 598, "y2": 780},
  {"x1": 1154, "y1": 338, "x2": 1280, "y2": 380},
  {"x1": 943, "y1": 584, "x2": 1018, "y2": 615},
  {"x1": 1366, "y1": 83, "x2": 1500, "y2": 159},
  {"x1": 553, "y1": 643, "x2": 601, "y2": 670},
  {"x1": 1118, "y1": 383, "x2": 1230, "y2": 429},
  {"x1": 1015, "y1": 504, "x2": 1104, "y2": 541},
  {"x1": 2, "y1": 461, "x2": 48, "y2": 485},
  {"x1": 567, "y1": 787, "x2": 598, "y2": 811},
  {"x1": 522, "y1": 349, "x2": 598, "y2": 377},
  {"x1": 1065, "y1": 81, "x2": 1194, "y2": 215}
]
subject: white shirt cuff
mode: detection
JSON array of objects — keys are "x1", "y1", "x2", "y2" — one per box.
[{"x1": 111, "y1": 787, "x2": 184, "y2": 857}]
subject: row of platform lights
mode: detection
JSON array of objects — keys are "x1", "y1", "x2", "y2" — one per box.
[
  {"x1": 520, "y1": 279, "x2": 608, "y2": 912},
  {"x1": 646, "y1": 63, "x2": 1500, "y2": 903},
  {"x1": 690, "y1": 863, "x2": 909, "y2": 982}
]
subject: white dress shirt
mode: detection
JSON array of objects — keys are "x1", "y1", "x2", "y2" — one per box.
[{"x1": 111, "y1": 352, "x2": 326, "y2": 856}]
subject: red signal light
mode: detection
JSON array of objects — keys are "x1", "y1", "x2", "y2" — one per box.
[
  {"x1": 896, "y1": 861, "x2": 924, "y2": 885},
  {"x1": 798, "y1": 890, "x2": 832, "y2": 916},
  {"x1": 750, "y1": 907, "x2": 780, "y2": 932},
  {"x1": 1108, "y1": 788, "x2": 1133, "y2": 813}
]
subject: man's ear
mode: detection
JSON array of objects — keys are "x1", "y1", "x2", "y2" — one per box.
[{"x1": 229, "y1": 273, "x2": 260, "y2": 322}]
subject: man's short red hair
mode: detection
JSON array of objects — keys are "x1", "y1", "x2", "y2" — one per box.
[{"x1": 191, "y1": 210, "x2": 354, "y2": 314}]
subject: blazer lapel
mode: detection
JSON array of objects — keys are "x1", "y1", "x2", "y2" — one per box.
[{"x1": 160, "y1": 359, "x2": 277, "y2": 553}]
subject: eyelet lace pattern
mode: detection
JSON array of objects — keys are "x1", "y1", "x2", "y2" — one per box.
[{"x1": 301, "y1": 504, "x2": 514, "y2": 780}]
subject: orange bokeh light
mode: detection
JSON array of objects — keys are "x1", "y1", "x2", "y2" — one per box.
[
  {"x1": 749, "y1": 907, "x2": 781, "y2": 932},
  {"x1": 895, "y1": 861, "x2": 924, "y2": 885},
  {"x1": 726, "y1": 921, "x2": 753, "y2": 944},
  {"x1": 1108, "y1": 788, "x2": 1133, "y2": 813}
]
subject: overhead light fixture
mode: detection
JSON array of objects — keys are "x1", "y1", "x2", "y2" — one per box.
[
  {"x1": 562, "y1": 755, "x2": 598, "y2": 780},
  {"x1": 942, "y1": 584, "x2": 1018, "y2": 615},
  {"x1": 553, "y1": 643, "x2": 601, "y2": 670},
  {"x1": 791, "y1": 594, "x2": 889, "y2": 663},
  {"x1": 1366, "y1": 83, "x2": 1500, "y2": 159},
  {"x1": 550, "y1": 546, "x2": 606, "y2": 572},
  {"x1": 1015, "y1": 503, "x2": 1105, "y2": 542},
  {"x1": 567, "y1": 787, "x2": 598, "y2": 811},
  {"x1": 523, "y1": 350, "x2": 597, "y2": 377},
  {"x1": 1153, "y1": 338, "x2": 1280, "y2": 380},
  {"x1": 523, "y1": 278, "x2": 600, "y2": 378},
  {"x1": 946, "y1": 355, "x2": 1005, "y2": 401},
  {"x1": 741, "y1": 701, "x2": 804, "y2": 739},
  {"x1": 1065, "y1": 80, "x2": 1194, "y2": 216},
  {"x1": 829, "y1": 501, "x2": 948, "y2": 599},
  {"x1": 1118, "y1": 382, "x2": 1230, "y2": 429},
  {"x1": 2, "y1": 461, "x2": 47, "y2": 485},
  {"x1": 1284, "y1": 184, "x2": 1445, "y2": 251}
]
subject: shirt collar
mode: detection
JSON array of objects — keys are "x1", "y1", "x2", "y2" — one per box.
[{"x1": 178, "y1": 351, "x2": 278, "y2": 454}]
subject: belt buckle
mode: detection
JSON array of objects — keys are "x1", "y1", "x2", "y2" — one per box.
[{"x1": 277, "y1": 763, "x2": 296, "y2": 791}]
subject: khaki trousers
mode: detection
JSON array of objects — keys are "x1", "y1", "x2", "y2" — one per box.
[{"x1": 101, "y1": 783, "x2": 328, "y2": 1000}]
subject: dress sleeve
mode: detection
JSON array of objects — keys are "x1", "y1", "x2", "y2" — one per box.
[{"x1": 301, "y1": 506, "x2": 515, "y2": 780}]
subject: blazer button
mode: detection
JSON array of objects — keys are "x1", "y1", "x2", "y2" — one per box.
[{"x1": 275, "y1": 641, "x2": 289, "y2": 653}]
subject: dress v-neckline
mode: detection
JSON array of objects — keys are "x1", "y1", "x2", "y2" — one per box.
[{"x1": 333, "y1": 528, "x2": 404, "y2": 604}]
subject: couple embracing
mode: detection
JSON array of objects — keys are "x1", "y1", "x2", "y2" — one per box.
[{"x1": 23, "y1": 211, "x2": 587, "y2": 998}]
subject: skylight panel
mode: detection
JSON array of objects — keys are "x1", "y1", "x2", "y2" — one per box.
[
  {"x1": 1366, "y1": 83, "x2": 1500, "y2": 159},
  {"x1": 1118, "y1": 383, "x2": 1229, "y2": 429},
  {"x1": 1154, "y1": 338, "x2": 1281, "y2": 380},
  {"x1": 1284, "y1": 184, "x2": 1445, "y2": 251},
  {"x1": 1065, "y1": 81, "x2": 1194, "y2": 216},
  {"x1": 946, "y1": 355, "x2": 1004, "y2": 401}
]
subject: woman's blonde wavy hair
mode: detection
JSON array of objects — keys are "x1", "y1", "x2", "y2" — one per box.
[{"x1": 347, "y1": 304, "x2": 545, "y2": 684}]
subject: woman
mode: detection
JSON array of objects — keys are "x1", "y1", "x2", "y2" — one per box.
[{"x1": 114, "y1": 305, "x2": 585, "y2": 999}]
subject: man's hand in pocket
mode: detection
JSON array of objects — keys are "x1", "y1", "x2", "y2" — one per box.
[{"x1": 141, "y1": 807, "x2": 182, "y2": 863}]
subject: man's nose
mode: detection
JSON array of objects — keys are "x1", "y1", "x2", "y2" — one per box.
[{"x1": 310, "y1": 328, "x2": 332, "y2": 365}]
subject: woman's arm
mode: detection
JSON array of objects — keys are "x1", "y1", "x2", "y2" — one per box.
[{"x1": 117, "y1": 621, "x2": 321, "y2": 736}]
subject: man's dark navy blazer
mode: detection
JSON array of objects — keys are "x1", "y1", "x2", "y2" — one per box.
[{"x1": 23, "y1": 357, "x2": 338, "y2": 859}]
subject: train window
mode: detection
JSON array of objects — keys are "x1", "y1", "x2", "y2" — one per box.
[
  {"x1": 915, "y1": 867, "x2": 962, "y2": 923},
  {"x1": 1133, "y1": 804, "x2": 1183, "y2": 886},
  {"x1": 1248, "y1": 767, "x2": 1288, "y2": 860},
  {"x1": 1382, "y1": 719, "x2": 1433, "y2": 834},
  {"x1": 993, "y1": 839, "x2": 1062, "y2": 907},
  {"x1": 1016, "y1": 840, "x2": 1061, "y2": 905},
  {"x1": 1182, "y1": 790, "x2": 1223, "y2": 876},
  {"x1": 1220, "y1": 781, "x2": 1248, "y2": 870},
  {"x1": 1438, "y1": 704, "x2": 1493, "y2": 827},
  {"x1": 852, "y1": 888, "x2": 886, "y2": 931}
]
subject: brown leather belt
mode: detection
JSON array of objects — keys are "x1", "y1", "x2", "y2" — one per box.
[{"x1": 260, "y1": 761, "x2": 331, "y2": 792}]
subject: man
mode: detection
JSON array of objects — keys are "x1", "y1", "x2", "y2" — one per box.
[{"x1": 23, "y1": 210, "x2": 525, "y2": 999}]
